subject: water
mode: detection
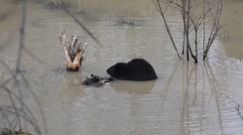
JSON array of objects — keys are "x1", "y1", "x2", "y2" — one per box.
[{"x1": 0, "y1": 0, "x2": 243, "y2": 135}]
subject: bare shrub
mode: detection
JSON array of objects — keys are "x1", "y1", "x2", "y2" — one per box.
[{"x1": 151, "y1": 0, "x2": 224, "y2": 62}]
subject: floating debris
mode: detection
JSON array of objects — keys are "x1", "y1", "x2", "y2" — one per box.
[
  {"x1": 75, "y1": 10, "x2": 88, "y2": 15},
  {"x1": 44, "y1": 1, "x2": 72, "y2": 9},
  {"x1": 82, "y1": 74, "x2": 114, "y2": 87},
  {"x1": 118, "y1": 16, "x2": 143, "y2": 26}
]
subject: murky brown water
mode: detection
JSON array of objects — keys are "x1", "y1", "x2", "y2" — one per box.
[{"x1": 1, "y1": 0, "x2": 243, "y2": 135}]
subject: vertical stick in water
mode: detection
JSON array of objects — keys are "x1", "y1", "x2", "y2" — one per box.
[{"x1": 16, "y1": 0, "x2": 27, "y2": 72}]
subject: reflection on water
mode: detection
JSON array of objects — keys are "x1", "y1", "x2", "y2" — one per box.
[
  {"x1": 1, "y1": 0, "x2": 243, "y2": 135},
  {"x1": 111, "y1": 80, "x2": 156, "y2": 94},
  {"x1": 58, "y1": 72, "x2": 84, "y2": 104}
]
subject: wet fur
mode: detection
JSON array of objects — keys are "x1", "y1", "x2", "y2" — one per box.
[{"x1": 107, "y1": 58, "x2": 157, "y2": 81}]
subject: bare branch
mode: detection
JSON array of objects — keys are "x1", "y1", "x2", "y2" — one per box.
[
  {"x1": 0, "y1": 1, "x2": 46, "y2": 134},
  {"x1": 203, "y1": 0, "x2": 223, "y2": 60},
  {"x1": 155, "y1": 0, "x2": 224, "y2": 61},
  {"x1": 16, "y1": 0, "x2": 27, "y2": 73},
  {"x1": 152, "y1": 0, "x2": 181, "y2": 58},
  {"x1": 59, "y1": 5, "x2": 103, "y2": 46}
]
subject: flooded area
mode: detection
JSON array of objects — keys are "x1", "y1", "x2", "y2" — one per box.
[{"x1": 1, "y1": 0, "x2": 243, "y2": 135}]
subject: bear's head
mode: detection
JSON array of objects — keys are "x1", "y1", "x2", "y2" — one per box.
[{"x1": 107, "y1": 62, "x2": 128, "y2": 79}]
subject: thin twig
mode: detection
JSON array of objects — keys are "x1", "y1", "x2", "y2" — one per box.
[
  {"x1": 16, "y1": 0, "x2": 27, "y2": 73},
  {"x1": 235, "y1": 105, "x2": 243, "y2": 121},
  {"x1": 152, "y1": 0, "x2": 181, "y2": 58},
  {"x1": 0, "y1": 86, "x2": 42, "y2": 134},
  {"x1": 60, "y1": 5, "x2": 103, "y2": 46},
  {"x1": 0, "y1": 0, "x2": 45, "y2": 134},
  {"x1": 203, "y1": 0, "x2": 223, "y2": 60}
]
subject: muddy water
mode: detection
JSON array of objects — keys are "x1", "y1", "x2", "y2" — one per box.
[{"x1": 0, "y1": 0, "x2": 243, "y2": 135}]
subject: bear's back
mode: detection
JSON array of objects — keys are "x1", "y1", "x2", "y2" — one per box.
[{"x1": 126, "y1": 59, "x2": 157, "y2": 81}]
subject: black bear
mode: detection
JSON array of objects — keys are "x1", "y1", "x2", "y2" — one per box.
[{"x1": 107, "y1": 58, "x2": 157, "y2": 81}]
